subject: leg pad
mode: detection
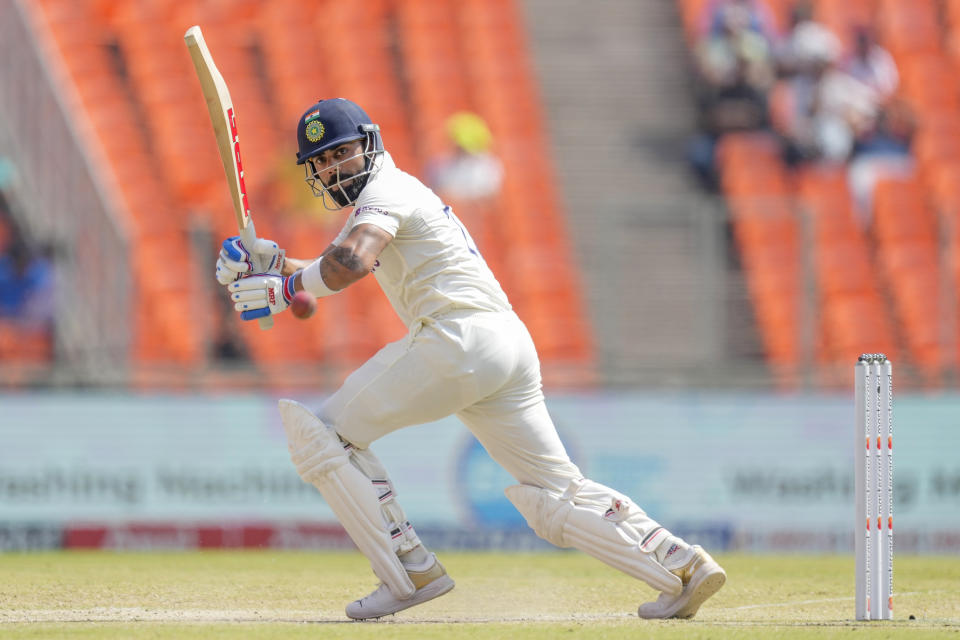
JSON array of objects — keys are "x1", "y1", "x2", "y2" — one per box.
[
  {"x1": 506, "y1": 479, "x2": 682, "y2": 595},
  {"x1": 279, "y1": 399, "x2": 415, "y2": 599}
]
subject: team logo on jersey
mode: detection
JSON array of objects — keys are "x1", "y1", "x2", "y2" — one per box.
[{"x1": 305, "y1": 120, "x2": 325, "y2": 143}]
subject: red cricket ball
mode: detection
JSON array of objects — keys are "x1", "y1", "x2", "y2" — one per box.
[{"x1": 289, "y1": 290, "x2": 317, "y2": 319}]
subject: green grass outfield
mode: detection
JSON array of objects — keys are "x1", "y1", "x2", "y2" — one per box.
[{"x1": 1, "y1": 551, "x2": 957, "y2": 638}]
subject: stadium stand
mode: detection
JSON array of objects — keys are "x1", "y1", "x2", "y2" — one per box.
[
  {"x1": 678, "y1": 0, "x2": 960, "y2": 385},
  {"x1": 8, "y1": 0, "x2": 960, "y2": 390}
]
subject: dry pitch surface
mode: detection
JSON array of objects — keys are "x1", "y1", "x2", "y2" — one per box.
[{"x1": 1, "y1": 551, "x2": 958, "y2": 638}]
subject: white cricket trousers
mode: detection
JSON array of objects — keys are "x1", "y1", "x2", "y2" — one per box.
[{"x1": 318, "y1": 309, "x2": 582, "y2": 493}]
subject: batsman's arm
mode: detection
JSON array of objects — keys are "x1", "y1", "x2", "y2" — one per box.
[{"x1": 283, "y1": 224, "x2": 392, "y2": 296}]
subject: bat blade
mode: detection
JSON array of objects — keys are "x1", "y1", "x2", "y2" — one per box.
[{"x1": 185, "y1": 25, "x2": 273, "y2": 329}]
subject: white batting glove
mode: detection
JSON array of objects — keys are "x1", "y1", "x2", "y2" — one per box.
[
  {"x1": 215, "y1": 236, "x2": 286, "y2": 285},
  {"x1": 229, "y1": 273, "x2": 296, "y2": 321}
]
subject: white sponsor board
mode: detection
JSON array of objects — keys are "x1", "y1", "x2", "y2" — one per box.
[{"x1": 1, "y1": 392, "x2": 958, "y2": 551}]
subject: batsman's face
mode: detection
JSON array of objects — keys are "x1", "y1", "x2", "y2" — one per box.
[{"x1": 306, "y1": 140, "x2": 366, "y2": 192}]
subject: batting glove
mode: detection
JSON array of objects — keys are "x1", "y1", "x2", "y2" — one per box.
[
  {"x1": 216, "y1": 236, "x2": 285, "y2": 285},
  {"x1": 229, "y1": 273, "x2": 296, "y2": 321}
]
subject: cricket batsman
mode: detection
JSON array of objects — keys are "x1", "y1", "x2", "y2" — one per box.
[{"x1": 215, "y1": 98, "x2": 726, "y2": 620}]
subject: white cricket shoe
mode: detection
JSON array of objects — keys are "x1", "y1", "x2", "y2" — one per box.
[
  {"x1": 346, "y1": 555, "x2": 455, "y2": 620},
  {"x1": 637, "y1": 545, "x2": 726, "y2": 619}
]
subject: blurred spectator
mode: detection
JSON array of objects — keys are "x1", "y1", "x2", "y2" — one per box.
[
  {"x1": 699, "y1": 0, "x2": 779, "y2": 43},
  {"x1": 774, "y1": 21, "x2": 879, "y2": 165},
  {"x1": 842, "y1": 26, "x2": 899, "y2": 103},
  {"x1": 688, "y1": 4, "x2": 775, "y2": 189},
  {"x1": 847, "y1": 99, "x2": 916, "y2": 226},
  {"x1": 0, "y1": 164, "x2": 54, "y2": 340},
  {"x1": 426, "y1": 112, "x2": 503, "y2": 256},
  {"x1": 0, "y1": 238, "x2": 55, "y2": 329},
  {"x1": 774, "y1": 1, "x2": 815, "y2": 76},
  {"x1": 697, "y1": 3, "x2": 775, "y2": 90},
  {"x1": 427, "y1": 112, "x2": 503, "y2": 204}
]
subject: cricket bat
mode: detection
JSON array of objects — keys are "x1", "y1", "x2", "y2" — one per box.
[{"x1": 184, "y1": 25, "x2": 273, "y2": 329}]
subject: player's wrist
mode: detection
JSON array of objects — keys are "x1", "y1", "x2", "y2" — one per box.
[
  {"x1": 301, "y1": 257, "x2": 339, "y2": 298},
  {"x1": 282, "y1": 272, "x2": 298, "y2": 304}
]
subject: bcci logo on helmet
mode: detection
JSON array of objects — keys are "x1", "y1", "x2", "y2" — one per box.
[{"x1": 305, "y1": 120, "x2": 325, "y2": 143}]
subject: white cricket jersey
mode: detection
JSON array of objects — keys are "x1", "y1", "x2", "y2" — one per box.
[{"x1": 333, "y1": 152, "x2": 511, "y2": 327}]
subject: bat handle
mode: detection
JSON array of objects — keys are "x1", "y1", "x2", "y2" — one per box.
[{"x1": 238, "y1": 226, "x2": 274, "y2": 330}]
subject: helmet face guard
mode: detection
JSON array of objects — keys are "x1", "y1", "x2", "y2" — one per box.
[
  {"x1": 303, "y1": 126, "x2": 383, "y2": 209},
  {"x1": 296, "y1": 99, "x2": 384, "y2": 210}
]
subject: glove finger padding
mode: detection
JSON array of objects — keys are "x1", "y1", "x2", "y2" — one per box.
[
  {"x1": 215, "y1": 262, "x2": 243, "y2": 286},
  {"x1": 229, "y1": 274, "x2": 290, "y2": 320},
  {"x1": 216, "y1": 237, "x2": 253, "y2": 285},
  {"x1": 215, "y1": 236, "x2": 285, "y2": 286},
  {"x1": 221, "y1": 236, "x2": 252, "y2": 262},
  {"x1": 231, "y1": 289, "x2": 266, "y2": 304},
  {"x1": 218, "y1": 248, "x2": 252, "y2": 273}
]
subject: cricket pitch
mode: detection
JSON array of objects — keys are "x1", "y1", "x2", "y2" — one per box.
[{"x1": 1, "y1": 551, "x2": 958, "y2": 639}]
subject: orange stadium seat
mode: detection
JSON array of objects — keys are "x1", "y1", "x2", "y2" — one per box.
[
  {"x1": 813, "y1": 242, "x2": 872, "y2": 297},
  {"x1": 928, "y1": 161, "x2": 960, "y2": 220},
  {"x1": 257, "y1": 5, "x2": 334, "y2": 126},
  {"x1": 820, "y1": 294, "x2": 898, "y2": 363},
  {"x1": 814, "y1": 0, "x2": 876, "y2": 49},
  {"x1": 899, "y1": 59, "x2": 960, "y2": 116},
  {"x1": 796, "y1": 164, "x2": 898, "y2": 366},
  {"x1": 877, "y1": 0, "x2": 941, "y2": 58},
  {"x1": 730, "y1": 214, "x2": 802, "y2": 365},
  {"x1": 719, "y1": 130, "x2": 819, "y2": 369},
  {"x1": 946, "y1": 0, "x2": 960, "y2": 59},
  {"x1": 870, "y1": 176, "x2": 944, "y2": 377},
  {"x1": 872, "y1": 180, "x2": 937, "y2": 245},
  {"x1": 0, "y1": 320, "x2": 53, "y2": 364},
  {"x1": 798, "y1": 192, "x2": 860, "y2": 244}
]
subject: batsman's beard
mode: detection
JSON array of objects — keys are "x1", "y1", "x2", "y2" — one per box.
[{"x1": 325, "y1": 171, "x2": 365, "y2": 207}]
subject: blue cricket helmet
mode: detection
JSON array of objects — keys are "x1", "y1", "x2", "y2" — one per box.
[
  {"x1": 295, "y1": 98, "x2": 382, "y2": 164},
  {"x1": 295, "y1": 98, "x2": 384, "y2": 209}
]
